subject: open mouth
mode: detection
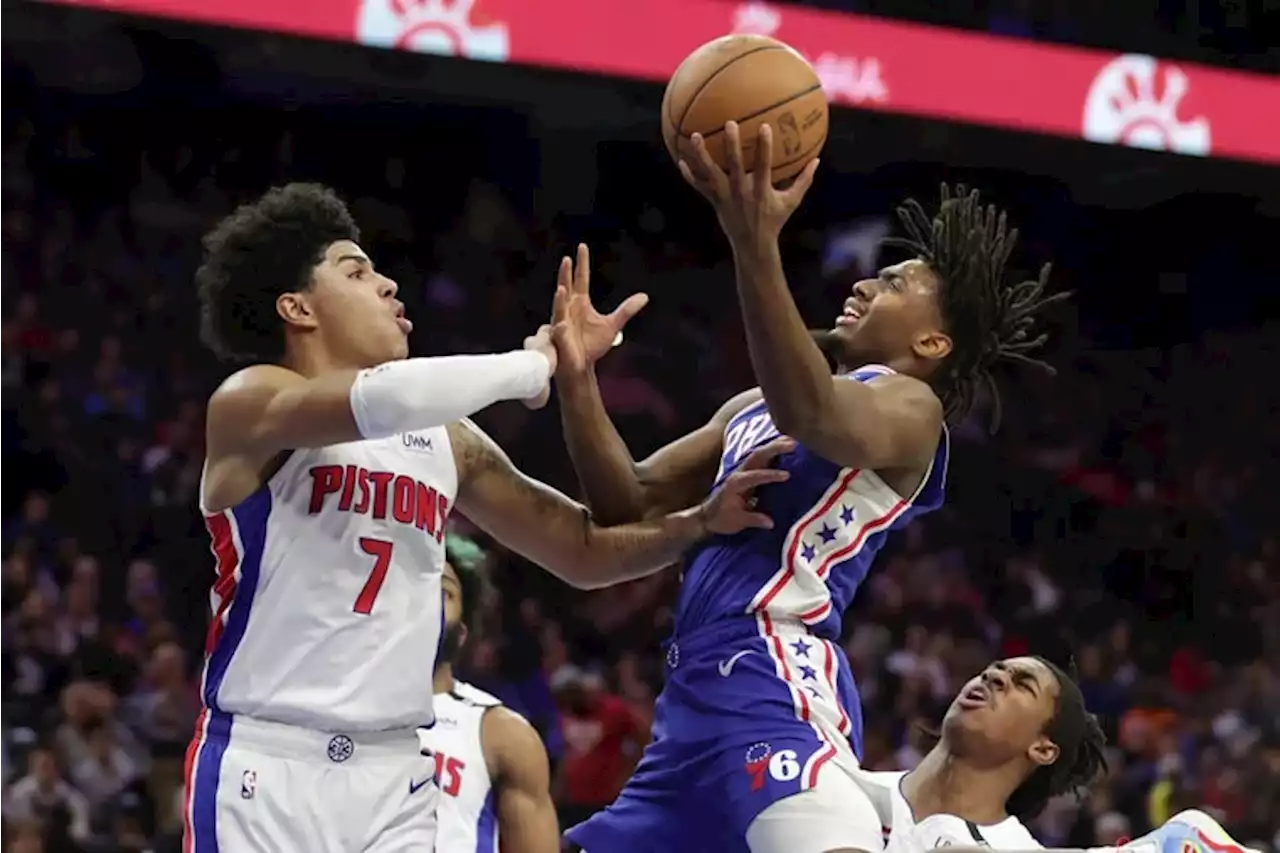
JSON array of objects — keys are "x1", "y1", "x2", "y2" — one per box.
[
  {"x1": 835, "y1": 301, "x2": 865, "y2": 327},
  {"x1": 957, "y1": 683, "x2": 991, "y2": 710}
]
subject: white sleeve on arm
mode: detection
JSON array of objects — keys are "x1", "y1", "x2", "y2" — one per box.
[{"x1": 349, "y1": 351, "x2": 551, "y2": 439}]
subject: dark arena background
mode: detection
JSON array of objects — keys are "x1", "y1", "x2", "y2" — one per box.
[{"x1": 3, "y1": 0, "x2": 1279, "y2": 850}]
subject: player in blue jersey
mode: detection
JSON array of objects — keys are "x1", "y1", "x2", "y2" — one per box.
[{"x1": 553, "y1": 123, "x2": 1066, "y2": 853}]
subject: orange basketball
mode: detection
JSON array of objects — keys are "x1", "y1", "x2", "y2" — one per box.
[{"x1": 661, "y1": 34, "x2": 829, "y2": 184}]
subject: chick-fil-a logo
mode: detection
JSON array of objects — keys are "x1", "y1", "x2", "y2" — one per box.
[{"x1": 1083, "y1": 54, "x2": 1211, "y2": 156}]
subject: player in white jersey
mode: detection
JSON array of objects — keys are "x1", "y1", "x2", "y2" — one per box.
[
  {"x1": 851, "y1": 656, "x2": 1258, "y2": 853},
  {"x1": 419, "y1": 534, "x2": 559, "y2": 853},
  {"x1": 851, "y1": 655, "x2": 1106, "y2": 853},
  {"x1": 188, "y1": 183, "x2": 788, "y2": 852}
]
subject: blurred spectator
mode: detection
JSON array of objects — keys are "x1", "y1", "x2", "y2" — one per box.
[
  {"x1": 2, "y1": 12, "x2": 1278, "y2": 847},
  {"x1": 3, "y1": 746, "x2": 92, "y2": 846},
  {"x1": 551, "y1": 667, "x2": 645, "y2": 829},
  {"x1": 123, "y1": 642, "x2": 199, "y2": 756}
]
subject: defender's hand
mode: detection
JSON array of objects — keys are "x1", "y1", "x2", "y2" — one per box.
[
  {"x1": 521, "y1": 325, "x2": 557, "y2": 410},
  {"x1": 698, "y1": 438, "x2": 796, "y2": 535},
  {"x1": 550, "y1": 244, "x2": 649, "y2": 376},
  {"x1": 678, "y1": 122, "x2": 818, "y2": 250}
]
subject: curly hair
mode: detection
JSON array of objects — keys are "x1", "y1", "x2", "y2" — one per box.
[
  {"x1": 196, "y1": 183, "x2": 359, "y2": 363},
  {"x1": 885, "y1": 184, "x2": 1069, "y2": 429}
]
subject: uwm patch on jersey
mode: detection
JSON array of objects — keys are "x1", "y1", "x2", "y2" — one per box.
[{"x1": 197, "y1": 427, "x2": 457, "y2": 733}]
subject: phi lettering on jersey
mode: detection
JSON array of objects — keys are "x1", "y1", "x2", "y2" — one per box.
[
  {"x1": 307, "y1": 465, "x2": 450, "y2": 541},
  {"x1": 431, "y1": 750, "x2": 466, "y2": 797},
  {"x1": 722, "y1": 408, "x2": 781, "y2": 471}
]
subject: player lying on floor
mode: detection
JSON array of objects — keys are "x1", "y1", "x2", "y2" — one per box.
[{"x1": 852, "y1": 656, "x2": 1259, "y2": 853}]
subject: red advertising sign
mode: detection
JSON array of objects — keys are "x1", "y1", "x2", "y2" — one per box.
[{"x1": 49, "y1": 0, "x2": 1280, "y2": 165}]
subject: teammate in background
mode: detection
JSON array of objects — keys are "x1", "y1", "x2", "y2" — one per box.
[
  {"x1": 419, "y1": 534, "x2": 559, "y2": 853},
  {"x1": 856, "y1": 656, "x2": 1258, "y2": 853},
  {"x1": 189, "y1": 183, "x2": 788, "y2": 852},
  {"x1": 553, "y1": 124, "x2": 1067, "y2": 853}
]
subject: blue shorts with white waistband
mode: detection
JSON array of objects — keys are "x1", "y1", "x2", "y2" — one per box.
[{"x1": 564, "y1": 617, "x2": 863, "y2": 853}]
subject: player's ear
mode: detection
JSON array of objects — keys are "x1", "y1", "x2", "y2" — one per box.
[
  {"x1": 277, "y1": 291, "x2": 318, "y2": 330},
  {"x1": 1027, "y1": 735, "x2": 1059, "y2": 768},
  {"x1": 911, "y1": 329, "x2": 952, "y2": 362},
  {"x1": 457, "y1": 623, "x2": 469, "y2": 650}
]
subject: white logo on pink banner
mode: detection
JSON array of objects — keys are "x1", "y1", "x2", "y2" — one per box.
[
  {"x1": 733, "y1": 1, "x2": 782, "y2": 34},
  {"x1": 1083, "y1": 54, "x2": 1210, "y2": 156},
  {"x1": 356, "y1": 0, "x2": 509, "y2": 60},
  {"x1": 731, "y1": 2, "x2": 887, "y2": 105}
]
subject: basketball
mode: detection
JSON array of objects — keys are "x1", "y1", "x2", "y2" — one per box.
[{"x1": 661, "y1": 35, "x2": 829, "y2": 184}]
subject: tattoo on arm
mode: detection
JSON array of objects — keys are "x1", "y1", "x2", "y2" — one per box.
[
  {"x1": 449, "y1": 418, "x2": 706, "y2": 589},
  {"x1": 453, "y1": 418, "x2": 593, "y2": 546}
]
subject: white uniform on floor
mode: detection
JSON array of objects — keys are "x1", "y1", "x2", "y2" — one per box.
[
  {"x1": 855, "y1": 769, "x2": 1043, "y2": 852},
  {"x1": 418, "y1": 681, "x2": 505, "y2": 853}
]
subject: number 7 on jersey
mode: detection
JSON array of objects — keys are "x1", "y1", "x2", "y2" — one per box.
[{"x1": 353, "y1": 537, "x2": 394, "y2": 614}]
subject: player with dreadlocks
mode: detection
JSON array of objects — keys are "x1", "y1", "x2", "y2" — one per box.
[
  {"x1": 855, "y1": 655, "x2": 1258, "y2": 853},
  {"x1": 550, "y1": 123, "x2": 1068, "y2": 853}
]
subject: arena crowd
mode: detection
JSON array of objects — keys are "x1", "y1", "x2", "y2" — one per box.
[{"x1": 3, "y1": 2, "x2": 1279, "y2": 850}]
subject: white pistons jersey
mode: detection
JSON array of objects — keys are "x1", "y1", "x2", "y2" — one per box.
[
  {"x1": 418, "y1": 682, "x2": 502, "y2": 853},
  {"x1": 199, "y1": 427, "x2": 456, "y2": 732},
  {"x1": 855, "y1": 770, "x2": 1043, "y2": 852}
]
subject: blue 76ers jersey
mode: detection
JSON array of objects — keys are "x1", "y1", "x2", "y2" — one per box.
[{"x1": 674, "y1": 365, "x2": 949, "y2": 641}]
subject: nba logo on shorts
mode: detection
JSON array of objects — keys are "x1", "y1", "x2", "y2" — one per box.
[
  {"x1": 743, "y1": 742, "x2": 772, "y2": 792},
  {"x1": 328, "y1": 735, "x2": 355, "y2": 763},
  {"x1": 240, "y1": 769, "x2": 257, "y2": 800}
]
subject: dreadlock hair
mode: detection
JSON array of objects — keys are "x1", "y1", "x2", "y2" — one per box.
[
  {"x1": 445, "y1": 533, "x2": 490, "y2": 629},
  {"x1": 197, "y1": 183, "x2": 360, "y2": 363},
  {"x1": 1005, "y1": 656, "x2": 1109, "y2": 820},
  {"x1": 884, "y1": 184, "x2": 1069, "y2": 429}
]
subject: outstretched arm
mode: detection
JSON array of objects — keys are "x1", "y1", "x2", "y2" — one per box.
[
  {"x1": 679, "y1": 123, "x2": 941, "y2": 471},
  {"x1": 559, "y1": 376, "x2": 759, "y2": 524},
  {"x1": 448, "y1": 419, "x2": 789, "y2": 589},
  {"x1": 207, "y1": 351, "x2": 553, "y2": 457},
  {"x1": 550, "y1": 243, "x2": 760, "y2": 523},
  {"x1": 483, "y1": 708, "x2": 559, "y2": 853}
]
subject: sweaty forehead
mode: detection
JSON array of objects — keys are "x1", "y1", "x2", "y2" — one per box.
[
  {"x1": 893, "y1": 258, "x2": 941, "y2": 293},
  {"x1": 442, "y1": 563, "x2": 459, "y2": 589}
]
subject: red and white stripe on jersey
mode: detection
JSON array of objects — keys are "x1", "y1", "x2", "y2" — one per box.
[
  {"x1": 202, "y1": 511, "x2": 243, "y2": 664},
  {"x1": 755, "y1": 612, "x2": 840, "y2": 789},
  {"x1": 748, "y1": 467, "x2": 913, "y2": 625},
  {"x1": 745, "y1": 364, "x2": 929, "y2": 625}
]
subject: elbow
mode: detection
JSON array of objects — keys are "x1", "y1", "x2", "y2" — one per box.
[
  {"x1": 567, "y1": 572, "x2": 611, "y2": 592},
  {"x1": 568, "y1": 541, "x2": 622, "y2": 590},
  {"x1": 560, "y1": 562, "x2": 613, "y2": 591},
  {"x1": 574, "y1": 466, "x2": 650, "y2": 527}
]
